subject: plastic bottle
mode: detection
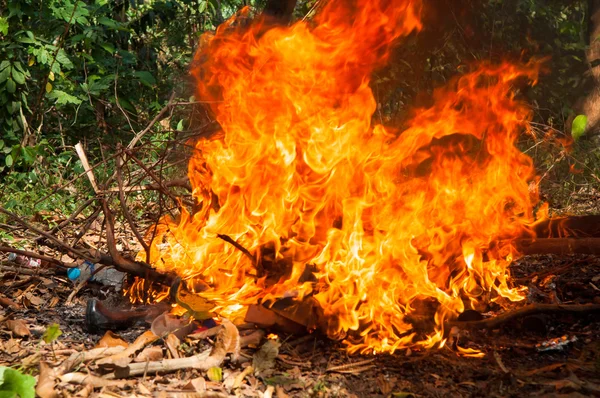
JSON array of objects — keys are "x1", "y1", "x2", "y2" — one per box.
[
  {"x1": 67, "y1": 261, "x2": 126, "y2": 289},
  {"x1": 7, "y1": 253, "x2": 42, "y2": 268}
]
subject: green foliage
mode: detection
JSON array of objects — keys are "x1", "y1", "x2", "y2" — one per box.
[
  {"x1": 0, "y1": 366, "x2": 36, "y2": 398},
  {"x1": 0, "y1": 0, "x2": 266, "y2": 215},
  {"x1": 42, "y1": 323, "x2": 62, "y2": 344}
]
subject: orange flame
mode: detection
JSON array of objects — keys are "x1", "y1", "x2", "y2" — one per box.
[{"x1": 139, "y1": 0, "x2": 545, "y2": 353}]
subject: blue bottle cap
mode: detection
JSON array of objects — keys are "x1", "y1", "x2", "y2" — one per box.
[{"x1": 67, "y1": 267, "x2": 81, "y2": 280}]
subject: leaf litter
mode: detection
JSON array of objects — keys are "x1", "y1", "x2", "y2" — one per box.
[{"x1": 1, "y1": 229, "x2": 600, "y2": 397}]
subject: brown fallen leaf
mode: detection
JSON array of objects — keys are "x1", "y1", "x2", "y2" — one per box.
[
  {"x1": 0, "y1": 295, "x2": 20, "y2": 309},
  {"x1": 214, "y1": 319, "x2": 240, "y2": 361},
  {"x1": 6, "y1": 319, "x2": 31, "y2": 337},
  {"x1": 253, "y1": 339, "x2": 281, "y2": 376},
  {"x1": 275, "y1": 385, "x2": 290, "y2": 398},
  {"x1": 138, "y1": 382, "x2": 153, "y2": 395},
  {"x1": 165, "y1": 333, "x2": 181, "y2": 359},
  {"x1": 135, "y1": 346, "x2": 164, "y2": 362},
  {"x1": 97, "y1": 330, "x2": 158, "y2": 368},
  {"x1": 3, "y1": 338, "x2": 21, "y2": 354},
  {"x1": 95, "y1": 331, "x2": 128, "y2": 349},
  {"x1": 151, "y1": 312, "x2": 196, "y2": 339},
  {"x1": 183, "y1": 377, "x2": 206, "y2": 392},
  {"x1": 24, "y1": 292, "x2": 45, "y2": 307},
  {"x1": 36, "y1": 361, "x2": 58, "y2": 398}
]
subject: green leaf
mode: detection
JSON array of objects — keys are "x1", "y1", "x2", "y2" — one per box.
[
  {"x1": 21, "y1": 147, "x2": 36, "y2": 166},
  {"x1": 0, "y1": 17, "x2": 8, "y2": 36},
  {"x1": 0, "y1": 61, "x2": 9, "y2": 71},
  {"x1": 5, "y1": 154, "x2": 13, "y2": 167},
  {"x1": 0, "y1": 66, "x2": 10, "y2": 84},
  {"x1": 133, "y1": 71, "x2": 156, "y2": 87},
  {"x1": 11, "y1": 69, "x2": 25, "y2": 85},
  {"x1": 6, "y1": 78, "x2": 16, "y2": 93},
  {"x1": 55, "y1": 49, "x2": 73, "y2": 70},
  {"x1": 46, "y1": 90, "x2": 82, "y2": 106},
  {"x1": 176, "y1": 119, "x2": 184, "y2": 131},
  {"x1": 0, "y1": 140, "x2": 4, "y2": 150},
  {"x1": 571, "y1": 114, "x2": 588, "y2": 141},
  {"x1": 116, "y1": 97, "x2": 137, "y2": 114},
  {"x1": 206, "y1": 367, "x2": 222, "y2": 382},
  {"x1": 0, "y1": 366, "x2": 36, "y2": 398},
  {"x1": 98, "y1": 16, "x2": 120, "y2": 29},
  {"x1": 42, "y1": 323, "x2": 62, "y2": 344},
  {"x1": 100, "y1": 43, "x2": 115, "y2": 54}
]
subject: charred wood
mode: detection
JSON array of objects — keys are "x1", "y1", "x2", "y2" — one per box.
[
  {"x1": 452, "y1": 303, "x2": 600, "y2": 330},
  {"x1": 515, "y1": 237, "x2": 600, "y2": 256}
]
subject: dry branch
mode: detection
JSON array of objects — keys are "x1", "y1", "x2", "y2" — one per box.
[
  {"x1": 119, "y1": 329, "x2": 264, "y2": 377},
  {"x1": 0, "y1": 246, "x2": 72, "y2": 268},
  {"x1": 100, "y1": 199, "x2": 176, "y2": 285},
  {"x1": 115, "y1": 153, "x2": 149, "y2": 253},
  {"x1": 59, "y1": 372, "x2": 128, "y2": 388}
]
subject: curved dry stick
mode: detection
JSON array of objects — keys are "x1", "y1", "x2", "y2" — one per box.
[
  {"x1": 0, "y1": 207, "x2": 94, "y2": 262},
  {"x1": 0, "y1": 246, "x2": 73, "y2": 268},
  {"x1": 100, "y1": 199, "x2": 176, "y2": 286},
  {"x1": 452, "y1": 303, "x2": 600, "y2": 330}
]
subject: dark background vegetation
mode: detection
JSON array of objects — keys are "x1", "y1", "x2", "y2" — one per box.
[{"x1": 0, "y1": 0, "x2": 598, "y2": 225}]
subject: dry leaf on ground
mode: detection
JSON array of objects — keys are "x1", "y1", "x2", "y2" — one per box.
[
  {"x1": 253, "y1": 339, "x2": 281, "y2": 376},
  {"x1": 183, "y1": 376, "x2": 206, "y2": 392},
  {"x1": 36, "y1": 361, "x2": 58, "y2": 398},
  {"x1": 135, "y1": 346, "x2": 164, "y2": 362},
  {"x1": 6, "y1": 319, "x2": 31, "y2": 337},
  {"x1": 95, "y1": 331, "x2": 129, "y2": 349}
]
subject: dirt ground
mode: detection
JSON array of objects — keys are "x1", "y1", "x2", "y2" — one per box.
[{"x1": 1, "y1": 248, "x2": 599, "y2": 398}]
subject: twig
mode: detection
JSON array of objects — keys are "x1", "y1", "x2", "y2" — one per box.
[
  {"x1": 493, "y1": 351, "x2": 510, "y2": 374},
  {"x1": 216, "y1": 234, "x2": 255, "y2": 264},
  {"x1": 60, "y1": 372, "x2": 128, "y2": 388},
  {"x1": 123, "y1": 149, "x2": 180, "y2": 204},
  {"x1": 515, "y1": 257, "x2": 592, "y2": 283},
  {"x1": 452, "y1": 303, "x2": 600, "y2": 330},
  {"x1": 0, "y1": 246, "x2": 73, "y2": 268},
  {"x1": 0, "y1": 207, "x2": 94, "y2": 262},
  {"x1": 127, "y1": 93, "x2": 176, "y2": 150},
  {"x1": 119, "y1": 329, "x2": 264, "y2": 377},
  {"x1": 43, "y1": 197, "x2": 96, "y2": 237},
  {"x1": 326, "y1": 358, "x2": 376, "y2": 373},
  {"x1": 70, "y1": 205, "x2": 102, "y2": 247},
  {"x1": 115, "y1": 151, "x2": 149, "y2": 253},
  {"x1": 75, "y1": 142, "x2": 101, "y2": 194},
  {"x1": 33, "y1": 150, "x2": 123, "y2": 206},
  {"x1": 101, "y1": 178, "x2": 191, "y2": 193}
]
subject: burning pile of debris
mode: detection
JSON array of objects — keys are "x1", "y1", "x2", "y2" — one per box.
[
  {"x1": 119, "y1": 0, "x2": 597, "y2": 354},
  {"x1": 1, "y1": 0, "x2": 600, "y2": 395}
]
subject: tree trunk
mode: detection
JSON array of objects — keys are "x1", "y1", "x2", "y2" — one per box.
[{"x1": 571, "y1": 0, "x2": 600, "y2": 136}]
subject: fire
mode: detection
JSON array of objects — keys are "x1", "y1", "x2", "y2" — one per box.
[{"x1": 138, "y1": 0, "x2": 545, "y2": 353}]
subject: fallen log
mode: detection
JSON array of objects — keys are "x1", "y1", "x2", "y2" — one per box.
[
  {"x1": 515, "y1": 237, "x2": 600, "y2": 256},
  {"x1": 532, "y1": 215, "x2": 600, "y2": 238},
  {"x1": 451, "y1": 303, "x2": 600, "y2": 330}
]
